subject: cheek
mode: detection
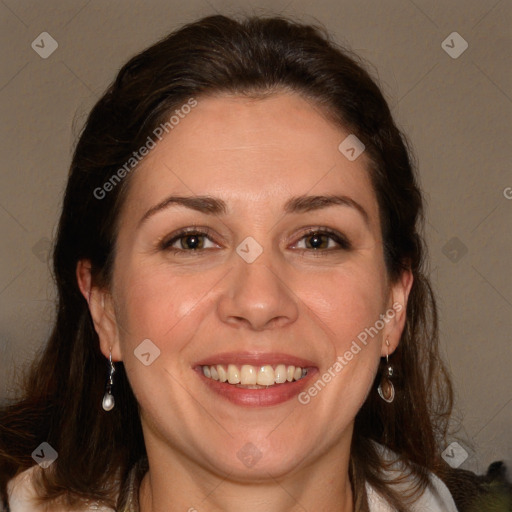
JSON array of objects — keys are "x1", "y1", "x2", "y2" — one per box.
[
  {"x1": 292, "y1": 260, "x2": 387, "y2": 408},
  {"x1": 297, "y1": 263, "x2": 388, "y2": 346},
  {"x1": 113, "y1": 262, "x2": 222, "y2": 352}
]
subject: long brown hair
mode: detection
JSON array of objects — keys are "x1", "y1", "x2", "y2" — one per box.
[{"x1": 0, "y1": 14, "x2": 455, "y2": 511}]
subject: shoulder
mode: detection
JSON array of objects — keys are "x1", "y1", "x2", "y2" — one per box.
[
  {"x1": 366, "y1": 443, "x2": 458, "y2": 512},
  {"x1": 5, "y1": 466, "x2": 45, "y2": 512},
  {"x1": 5, "y1": 466, "x2": 114, "y2": 512}
]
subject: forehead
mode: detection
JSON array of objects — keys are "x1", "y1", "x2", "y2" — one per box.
[{"x1": 120, "y1": 92, "x2": 379, "y2": 226}]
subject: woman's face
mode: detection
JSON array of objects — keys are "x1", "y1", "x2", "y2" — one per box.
[{"x1": 91, "y1": 92, "x2": 410, "y2": 479}]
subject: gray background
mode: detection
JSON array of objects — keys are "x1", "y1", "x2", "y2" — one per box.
[{"x1": 0, "y1": 0, "x2": 510, "y2": 474}]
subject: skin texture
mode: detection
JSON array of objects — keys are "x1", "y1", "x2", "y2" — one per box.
[{"x1": 77, "y1": 92, "x2": 413, "y2": 512}]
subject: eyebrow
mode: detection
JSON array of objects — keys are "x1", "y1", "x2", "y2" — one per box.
[{"x1": 137, "y1": 194, "x2": 370, "y2": 228}]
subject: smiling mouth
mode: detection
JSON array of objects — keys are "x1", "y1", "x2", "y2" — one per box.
[{"x1": 200, "y1": 363, "x2": 309, "y2": 388}]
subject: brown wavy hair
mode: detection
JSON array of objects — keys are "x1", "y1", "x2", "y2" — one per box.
[{"x1": 0, "y1": 14, "x2": 456, "y2": 511}]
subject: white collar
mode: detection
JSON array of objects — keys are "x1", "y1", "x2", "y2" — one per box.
[{"x1": 365, "y1": 443, "x2": 458, "y2": 511}]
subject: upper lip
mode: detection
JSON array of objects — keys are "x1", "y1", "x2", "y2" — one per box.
[{"x1": 194, "y1": 352, "x2": 317, "y2": 368}]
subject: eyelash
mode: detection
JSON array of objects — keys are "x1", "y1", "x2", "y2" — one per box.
[{"x1": 159, "y1": 226, "x2": 351, "y2": 256}]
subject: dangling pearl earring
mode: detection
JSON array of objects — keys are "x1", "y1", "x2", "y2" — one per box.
[
  {"x1": 102, "y1": 349, "x2": 116, "y2": 411},
  {"x1": 377, "y1": 339, "x2": 395, "y2": 403}
]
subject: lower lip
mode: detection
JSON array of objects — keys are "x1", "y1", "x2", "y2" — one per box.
[{"x1": 196, "y1": 368, "x2": 318, "y2": 407}]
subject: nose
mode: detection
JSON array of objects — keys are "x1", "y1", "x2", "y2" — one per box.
[{"x1": 216, "y1": 249, "x2": 299, "y2": 331}]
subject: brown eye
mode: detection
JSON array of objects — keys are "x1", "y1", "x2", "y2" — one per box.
[
  {"x1": 178, "y1": 234, "x2": 204, "y2": 250},
  {"x1": 161, "y1": 229, "x2": 217, "y2": 252},
  {"x1": 305, "y1": 233, "x2": 330, "y2": 249},
  {"x1": 294, "y1": 229, "x2": 351, "y2": 251}
]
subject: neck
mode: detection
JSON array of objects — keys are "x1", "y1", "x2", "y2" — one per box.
[
  {"x1": 139, "y1": 470, "x2": 354, "y2": 512},
  {"x1": 138, "y1": 434, "x2": 355, "y2": 512}
]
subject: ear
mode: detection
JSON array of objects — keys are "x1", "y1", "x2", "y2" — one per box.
[
  {"x1": 76, "y1": 259, "x2": 122, "y2": 361},
  {"x1": 381, "y1": 268, "x2": 414, "y2": 357}
]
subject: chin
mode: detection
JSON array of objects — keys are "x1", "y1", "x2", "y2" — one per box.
[{"x1": 198, "y1": 435, "x2": 313, "y2": 481}]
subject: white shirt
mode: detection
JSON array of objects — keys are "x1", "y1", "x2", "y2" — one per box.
[
  {"x1": 365, "y1": 472, "x2": 458, "y2": 511},
  {"x1": 365, "y1": 442, "x2": 458, "y2": 511}
]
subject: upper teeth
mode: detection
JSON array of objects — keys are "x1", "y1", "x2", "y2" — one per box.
[{"x1": 202, "y1": 364, "x2": 307, "y2": 386}]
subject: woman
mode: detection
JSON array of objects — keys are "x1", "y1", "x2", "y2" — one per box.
[{"x1": 0, "y1": 13, "x2": 463, "y2": 511}]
